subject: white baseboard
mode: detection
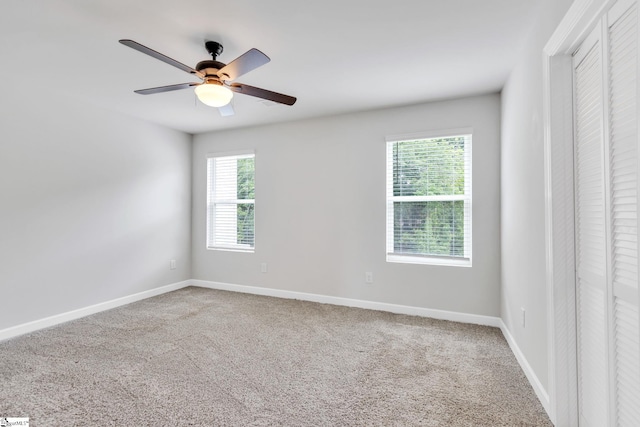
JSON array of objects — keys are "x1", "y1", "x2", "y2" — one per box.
[
  {"x1": 0, "y1": 280, "x2": 191, "y2": 342},
  {"x1": 499, "y1": 320, "x2": 551, "y2": 419},
  {"x1": 190, "y1": 279, "x2": 502, "y2": 327}
]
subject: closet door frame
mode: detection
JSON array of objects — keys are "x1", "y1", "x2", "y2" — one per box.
[{"x1": 544, "y1": 0, "x2": 638, "y2": 426}]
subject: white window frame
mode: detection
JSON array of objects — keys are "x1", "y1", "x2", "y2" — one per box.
[
  {"x1": 385, "y1": 128, "x2": 472, "y2": 267},
  {"x1": 206, "y1": 150, "x2": 255, "y2": 252}
]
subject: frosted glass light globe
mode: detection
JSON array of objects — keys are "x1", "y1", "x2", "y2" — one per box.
[{"x1": 195, "y1": 83, "x2": 233, "y2": 107}]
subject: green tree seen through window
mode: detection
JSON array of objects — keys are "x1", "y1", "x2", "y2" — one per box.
[{"x1": 237, "y1": 157, "x2": 255, "y2": 247}]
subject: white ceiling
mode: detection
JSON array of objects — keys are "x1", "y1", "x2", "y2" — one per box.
[{"x1": 1, "y1": 0, "x2": 538, "y2": 135}]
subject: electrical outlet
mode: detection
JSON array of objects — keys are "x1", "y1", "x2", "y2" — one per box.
[
  {"x1": 365, "y1": 272, "x2": 373, "y2": 284},
  {"x1": 261, "y1": 262, "x2": 268, "y2": 273},
  {"x1": 521, "y1": 307, "x2": 526, "y2": 328},
  {"x1": 170, "y1": 259, "x2": 176, "y2": 270}
]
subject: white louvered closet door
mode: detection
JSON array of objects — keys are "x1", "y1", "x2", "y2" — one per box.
[
  {"x1": 574, "y1": 24, "x2": 609, "y2": 427},
  {"x1": 607, "y1": 1, "x2": 640, "y2": 425},
  {"x1": 573, "y1": 0, "x2": 640, "y2": 426}
]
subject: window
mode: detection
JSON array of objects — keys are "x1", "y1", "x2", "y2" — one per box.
[
  {"x1": 207, "y1": 151, "x2": 255, "y2": 251},
  {"x1": 386, "y1": 131, "x2": 472, "y2": 266}
]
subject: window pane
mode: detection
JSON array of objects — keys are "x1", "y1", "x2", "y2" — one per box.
[
  {"x1": 237, "y1": 157, "x2": 255, "y2": 200},
  {"x1": 237, "y1": 203, "x2": 254, "y2": 246},
  {"x1": 393, "y1": 137, "x2": 466, "y2": 197},
  {"x1": 207, "y1": 153, "x2": 255, "y2": 251},
  {"x1": 393, "y1": 200, "x2": 464, "y2": 257}
]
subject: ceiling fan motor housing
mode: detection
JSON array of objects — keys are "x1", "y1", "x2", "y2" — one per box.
[{"x1": 196, "y1": 60, "x2": 228, "y2": 80}]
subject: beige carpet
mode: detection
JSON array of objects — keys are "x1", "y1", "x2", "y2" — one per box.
[{"x1": 0, "y1": 287, "x2": 552, "y2": 426}]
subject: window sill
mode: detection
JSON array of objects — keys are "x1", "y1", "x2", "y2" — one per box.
[
  {"x1": 207, "y1": 246, "x2": 254, "y2": 253},
  {"x1": 386, "y1": 254, "x2": 472, "y2": 267}
]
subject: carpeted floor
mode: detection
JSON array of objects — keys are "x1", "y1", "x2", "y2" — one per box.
[{"x1": 0, "y1": 287, "x2": 552, "y2": 426}]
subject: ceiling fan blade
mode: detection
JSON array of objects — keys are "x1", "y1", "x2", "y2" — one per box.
[
  {"x1": 217, "y1": 49, "x2": 270, "y2": 81},
  {"x1": 218, "y1": 103, "x2": 235, "y2": 117},
  {"x1": 134, "y1": 82, "x2": 200, "y2": 95},
  {"x1": 119, "y1": 39, "x2": 204, "y2": 79},
  {"x1": 229, "y1": 83, "x2": 297, "y2": 106}
]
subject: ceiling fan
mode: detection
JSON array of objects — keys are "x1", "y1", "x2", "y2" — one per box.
[{"x1": 119, "y1": 39, "x2": 297, "y2": 116}]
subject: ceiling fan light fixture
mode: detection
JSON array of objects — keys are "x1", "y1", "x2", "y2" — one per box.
[
  {"x1": 120, "y1": 39, "x2": 296, "y2": 110},
  {"x1": 195, "y1": 82, "x2": 233, "y2": 107}
]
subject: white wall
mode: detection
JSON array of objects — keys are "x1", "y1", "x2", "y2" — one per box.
[
  {"x1": 500, "y1": 0, "x2": 573, "y2": 392},
  {"x1": 192, "y1": 94, "x2": 501, "y2": 316},
  {"x1": 0, "y1": 90, "x2": 192, "y2": 331}
]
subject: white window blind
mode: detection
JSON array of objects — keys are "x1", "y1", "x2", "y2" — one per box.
[
  {"x1": 386, "y1": 132, "x2": 472, "y2": 266},
  {"x1": 207, "y1": 152, "x2": 255, "y2": 251}
]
